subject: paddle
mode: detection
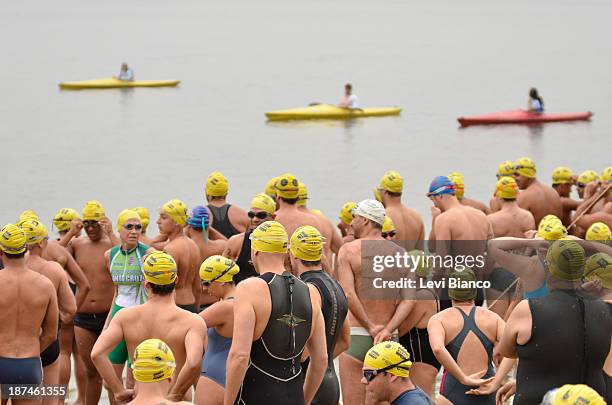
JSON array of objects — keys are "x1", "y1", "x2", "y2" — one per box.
[{"x1": 568, "y1": 182, "x2": 612, "y2": 230}]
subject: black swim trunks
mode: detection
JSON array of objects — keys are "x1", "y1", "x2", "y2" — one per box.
[
  {"x1": 41, "y1": 339, "x2": 60, "y2": 367},
  {"x1": 399, "y1": 327, "x2": 441, "y2": 371},
  {"x1": 74, "y1": 312, "x2": 109, "y2": 335},
  {"x1": 177, "y1": 303, "x2": 198, "y2": 313}
]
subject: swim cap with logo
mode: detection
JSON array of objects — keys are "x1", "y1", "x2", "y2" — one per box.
[
  {"x1": 250, "y1": 221, "x2": 288, "y2": 254},
  {"x1": 132, "y1": 207, "x2": 150, "y2": 230},
  {"x1": 448, "y1": 172, "x2": 465, "y2": 199},
  {"x1": 546, "y1": 240, "x2": 585, "y2": 281},
  {"x1": 186, "y1": 205, "x2": 210, "y2": 231},
  {"x1": 205, "y1": 171, "x2": 229, "y2": 197},
  {"x1": 275, "y1": 173, "x2": 300, "y2": 199},
  {"x1": 161, "y1": 199, "x2": 188, "y2": 227},
  {"x1": 497, "y1": 161, "x2": 515, "y2": 177},
  {"x1": 143, "y1": 251, "x2": 178, "y2": 285},
  {"x1": 495, "y1": 177, "x2": 519, "y2": 199},
  {"x1": 20, "y1": 219, "x2": 49, "y2": 246},
  {"x1": 427, "y1": 176, "x2": 456, "y2": 197},
  {"x1": 364, "y1": 341, "x2": 412, "y2": 378},
  {"x1": 265, "y1": 177, "x2": 278, "y2": 198},
  {"x1": 602, "y1": 166, "x2": 612, "y2": 183},
  {"x1": 199, "y1": 255, "x2": 240, "y2": 283},
  {"x1": 53, "y1": 208, "x2": 81, "y2": 232},
  {"x1": 379, "y1": 171, "x2": 403, "y2": 194},
  {"x1": 514, "y1": 157, "x2": 536, "y2": 178},
  {"x1": 0, "y1": 224, "x2": 27, "y2": 254},
  {"x1": 448, "y1": 268, "x2": 477, "y2": 301},
  {"x1": 339, "y1": 202, "x2": 357, "y2": 225},
  {"x1": 290, "y1": 225, "x2": 324, "y2": 262},
  {"x1": 19, "y1": 210, "x2": 39, "y2": 222},
  {"x1": 132, "y1": 339, "x2": 176, "y2": 383},
  {"x1": 382, "y1": 216, "x2": 395, "y2": 233},
  {"x1": 117, "y1": 209, "x2": 141, "y2": 229},
  {"x1": 544, "y1": 384, "x2": 605, "y2": 405},
  {"x1": 584, "y1": 253, "x2": 612, "y2": 289},
  {"x1": 353, "y1": 199, "x2": 386, "y2": 226},
  {"x1": 82, "y1": 200, "x2": 105, "y2": 221},
  {"x1": 551, "y1": 167, "x2": 574, "y2": 185},
  {"x1": 577, "y1": 170, "x2": 599, "y2": 185},
  {"x1": 250, "y1": 193, "x2": 276, "y2": 215},
  {"x1": 586, "y1": 222, "x2": 611, "y2": 242},
  {"x1": 297, "y1": 182, "x2": 308, "y2": 206},
  {"x1": 408, "y1": 250, "x2": 432, "y2": 279},
  {"x1": 538, "y1": 221, "x2": 568, "y2": 241}
]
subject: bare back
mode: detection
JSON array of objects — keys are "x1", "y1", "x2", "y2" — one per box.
[
  {"x1": 386, "y1": 203, "x2": 425, "y2": 250},
  {"x1": 461, "y1": 197, "x2": 491, "y2": 214},
  {"x1": 517, "y1": 180, "x2": 563, "y2": 226},
  {"x1": 487, "y1": 203, "x2": 536, "y2": 238},
  {"x1": 165, "y1": 235, "x2": 200, "y2": 306},
  {"x1": 398, "y1": 288, "x2": 438, "y2": 334}
]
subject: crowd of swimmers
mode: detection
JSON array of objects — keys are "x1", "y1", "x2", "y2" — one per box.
[{"x1": 0, "y1": 159, "x2": 611, "y2": 405}]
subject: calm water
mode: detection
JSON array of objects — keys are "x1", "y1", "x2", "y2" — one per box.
[{"x1": 2, "y1": 0, "x2": 610, "y2": 230}]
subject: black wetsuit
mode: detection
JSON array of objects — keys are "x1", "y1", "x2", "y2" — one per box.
[
  {"x1": 440, "y1": 306, "x2": 495, "y2": 405},
  {"x1": 208, "y1": 204, "x2": 240, "y2": 239},
  {"x1": 234, "y1": 230, "x2": 258, "y2": 284},
  {"x1": 237, "y1": 272, "x2": 312, "y2": 405},
  {"x1": 514, "y1": 290, "x2": 611, "y2": 404},
  {"x1": 300, "y1": 270, "x2": 348, "y2": 405},
  {"x1": 399, "y1": 289, "x2": 441, "y2": 371},
  {"x1": 606, "y1": 303, "x2": 612, "y2": 403}
]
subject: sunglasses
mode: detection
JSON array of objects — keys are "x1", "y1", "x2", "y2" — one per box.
[
  {"x1": 201, "y1": 262, "x2": 235, "y2": 286},
  {"x1": 382, "y1": 231, "x2": 397, "y2": 238},
  {"x1": 248, "y1": 211, "x2": 268, "y2": 219},
  {"x1": 82, "y1": 220, "x2": 100, "y2": 228},
  {"x1": 363, "y1": 360, "x2": 411, "y2": 382},
  {"x1": 576, "y1": 182, "x2": 586, "y2": 188},
  {"x1": 123, "y1": 223, "x2": 143, "y2": 231}
]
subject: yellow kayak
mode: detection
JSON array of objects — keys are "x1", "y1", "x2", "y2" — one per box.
[
  {"x1": 265, "y1": 104, "x2": 402, "y2": 121},
  {"x1": 59, "y1": 77, "x2": 180, "y2": 90}
]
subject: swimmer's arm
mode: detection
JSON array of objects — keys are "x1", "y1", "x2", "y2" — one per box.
[
  {"x1": 304, "y1": 288, "x2": 328, "y2": 405},
  {"x1": 415, "y1": 223, "x2": 425, "y2": 251},
  {"x1": 333, "y1": 318, "x2": 350, "y2": 358},
  {"x1": 59, "y1": 219, "x2": 82, "y2": 247},
  {"x1": 168, "y1": 317, "x2": 207, "y2": 400},
  {"x1": 209, "y1": 226, "x2": 228, "y2": 241},
  {"x1": 330, "y1": 226, "x2": 343, "y2": 255},
  {"x1": 375, "y1": 299, "x2": 415, "y2": 345},
  {"x1": 432, "y1": 214, "x2": 452, "y2": 281},
  {"x1": 427, "y1": 207, "x2": 440, "y2": 253},
  {"x1": 337, "y1": 246, "x2": 373, "y2": 333},
  {"x1": 200, "y1": 300, "x2": 229, "y2": 328},
  {"x1": 561, "y1": 197, "x2": 581, "y2": 211},
  {"x1": 91, "y1": 314, "x2": 128, "y2": 396},
  {"x1": 486, "y1": 241, "x2": 536, "y2": 280},
  {"x1": 224, "y1": 283, "x2": 257, "y2": 405},
  {"x1": 57, "y1": 268, "x2": 77, "y2": 324},
  {"x1": 223, "y1": 234, "x2": 242, "y2": 260},
  {"x1": 564, "y1": 238, "x2": 612, "y2": 257},
  {"x1": 192, "y1": 265, "x2": 201, "y2": 309},
  {"x1": 428, "y1": 316, "x2": 472, "y2": 385},
  {"x1": 498, "y1": 300, "x2": 530, "y2": 359},
  {"x1": 40, "y1": 282, "x2": 59, "y2": 352},
  {"x1": 150, "y1": 234, "x2": 169, "y2": 250},
  {"x1": 63, "y1": 249, "x2": 90, "y2": 310}
]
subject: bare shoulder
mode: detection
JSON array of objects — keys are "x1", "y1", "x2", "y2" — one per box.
[
  {"x1": 339, "y1": 238, "x2": 360, "y2": 254},
  {"x1": 229, "y1": 204, "x2": 247, "y2": 216},
  {"x1": 236, "y1": 276, "x2": 267, "y2": 296},
  {"x1": 31, "y1": 270, "x2": 56, "y2": 295},
  {"x1": 45, "y1": 260, "x2": 67, "y2": 279}
]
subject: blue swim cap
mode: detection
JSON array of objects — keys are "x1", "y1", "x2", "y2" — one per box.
[
  {"x1": 428, "y1": 176, "x2": 456, "y2": 197},
  {"x1": 187, "y1": 205, "x2": 210, "y2": 230}
]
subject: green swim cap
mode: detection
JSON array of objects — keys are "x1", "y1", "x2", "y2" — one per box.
[
  {"x1": 546, "y1": 240, "x2": 585, "y2": 281},
  {"x1": 448, "y1": 268, "x2": 477, "y2": 301}
]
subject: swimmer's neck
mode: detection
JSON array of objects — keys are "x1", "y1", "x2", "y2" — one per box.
[
  {"x1": 0, "y1": 257, "x2": 26, "y2": 271},
  {"x1": 146, "y1": 292, "x2": 177, "y2": 304},
  {"x1": 165, "y1": 227, "x2": 185, "y2": 241},
  {"x1": 438, "y1": 196, "x2": 462, "y2": 212},
  {"x1": 277, "y1": 202, "x2": 299, "y2": 212},
  {"x1": 132, "y1": 381, "x2": 171, "y2": 403},
  {"x1": 357, "y1": 228, "x2": 383, "y2": 240},
  {"x1": 383, "y1": 196, "x2": 402, "y2": 207},
  {"x1": 500, "y1": 201, "x2": 520, "y2": 210}
]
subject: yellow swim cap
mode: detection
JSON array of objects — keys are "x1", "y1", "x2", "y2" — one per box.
[
  {"x1": 143, "y1": 251, "x2": 178, "y2": 285},
  {"x1": 584, "y1": 253, "x2": 612, "y2": 289},
  {"x1": 379, "y1": 171, "x2": 403, "y2": 194},
  {"x1": 117, "y1": 209, "x2": 141, "y2": 229},
  {"x1": 408, "y1": 250, "x2": 432, "y2": 279},
  {"x1": 339, "y1": 202, "x2": 356, "y2": 225},
  {"x1": 275, "y1": 173, "x2": 300, "y2": 199},
  {"x1": 199, "y1": 255, "x2": 240, "y2": 283},
  {"x1": 550, "y1": 384, "x2": 605, "y2": 405},
  {"x1": 19, "y1": 209, "x2": 39, "y2": 222},
  {"x1": 551, "y1": 167, "x2": 574, "y2": 185},
  {"x1": 265, "y1": 177, "x2": 278, "y2": 198},
  {"x1": 132, "y1": 207, "x2": 150, "y2": 230},
  {"x1": 0, "y1": 224, "x2": 27, "y2": 255},
  {"x1": 161, "y1": 199, "x2": 188, "y2": 227},
  {"x1": 132, "y1": 338, "x2": 176, "y2": 383},
  {"x1": 250, "y1": 221, "x2": 288, "y2": 254},
  {"x1": 310, "y1": 209, "x2": 324, "y2": 217},
  {"x1": 364, "y1": 341, "x2": 412, "y2": 378},
  {"x1": 53, "y1": 208, "x2": 80, "y2": 232},
  {"x1": 20, "y1": 219, "x2": 49, "y2": 246},
  {"x1": 205, "y1": 171, "x2": 229, "y2": 197},
  {"x1": 448, "y1": 268, "x2": 477, "y2": 301},
  {"x1": 586, "y1": 222, "x2": 611, "y2": 242},
  {"x1": 546, "y1": 240, "x2": 585, "y2": 281},
  {"x1": 602, "y1": 166, "x2": 612, "y2": 183},
  {"x1": 250, "y1": 193, "x2": 276, "y2": 215},
  {"x1": 290, "y1": 225, "x2": 324, "y2": 262},
  {"x1": 538, "y1": 221, "x2": 568, "y2": 241},
  {"x1": 496, "y1": 177, "x2": 519, "y2": 200},
  {"x1": 577, "y1": 170, "x2": 599, "y2": 185},
  {"x1": 82, "y1": 200, "x2": 105, "y2": 221},
  {"x1": 514, "y1": 157, "x2": 537, "y2": 178},
  {"x1": 497, "y1": 161, "x2": 515, "y2": 177},
  {"x1": 297, "y1": 182, "x2": 308, "y2": 206},
  {"x1": 448, "y1": 172, "x2": 465, "y2": 199},
  {"x1": 373, "y1": 188, "x2": 383, "y2": 203},
  {"x1": 382, "y1": 216, "x2": 395, "y2": 233}
]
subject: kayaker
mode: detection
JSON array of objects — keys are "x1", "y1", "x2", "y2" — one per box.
[
  {"x1": 527, "y1": 88, "x2": 544, "y2": 113},
  {"x1": 339, "y1": 83, "x2": 359, "y2": 109},
  {"x1": 116, "y1": 63, "x2": 134, "y2": 82}
]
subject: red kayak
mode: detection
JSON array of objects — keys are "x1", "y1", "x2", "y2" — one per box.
[{"x1": 458, "y1": 110, "x2": 593, "y2": 127}]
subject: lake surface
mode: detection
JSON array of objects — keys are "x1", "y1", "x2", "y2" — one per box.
[{"x1": 2, "y1": 0, "x2": 610, "y2": 231}]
